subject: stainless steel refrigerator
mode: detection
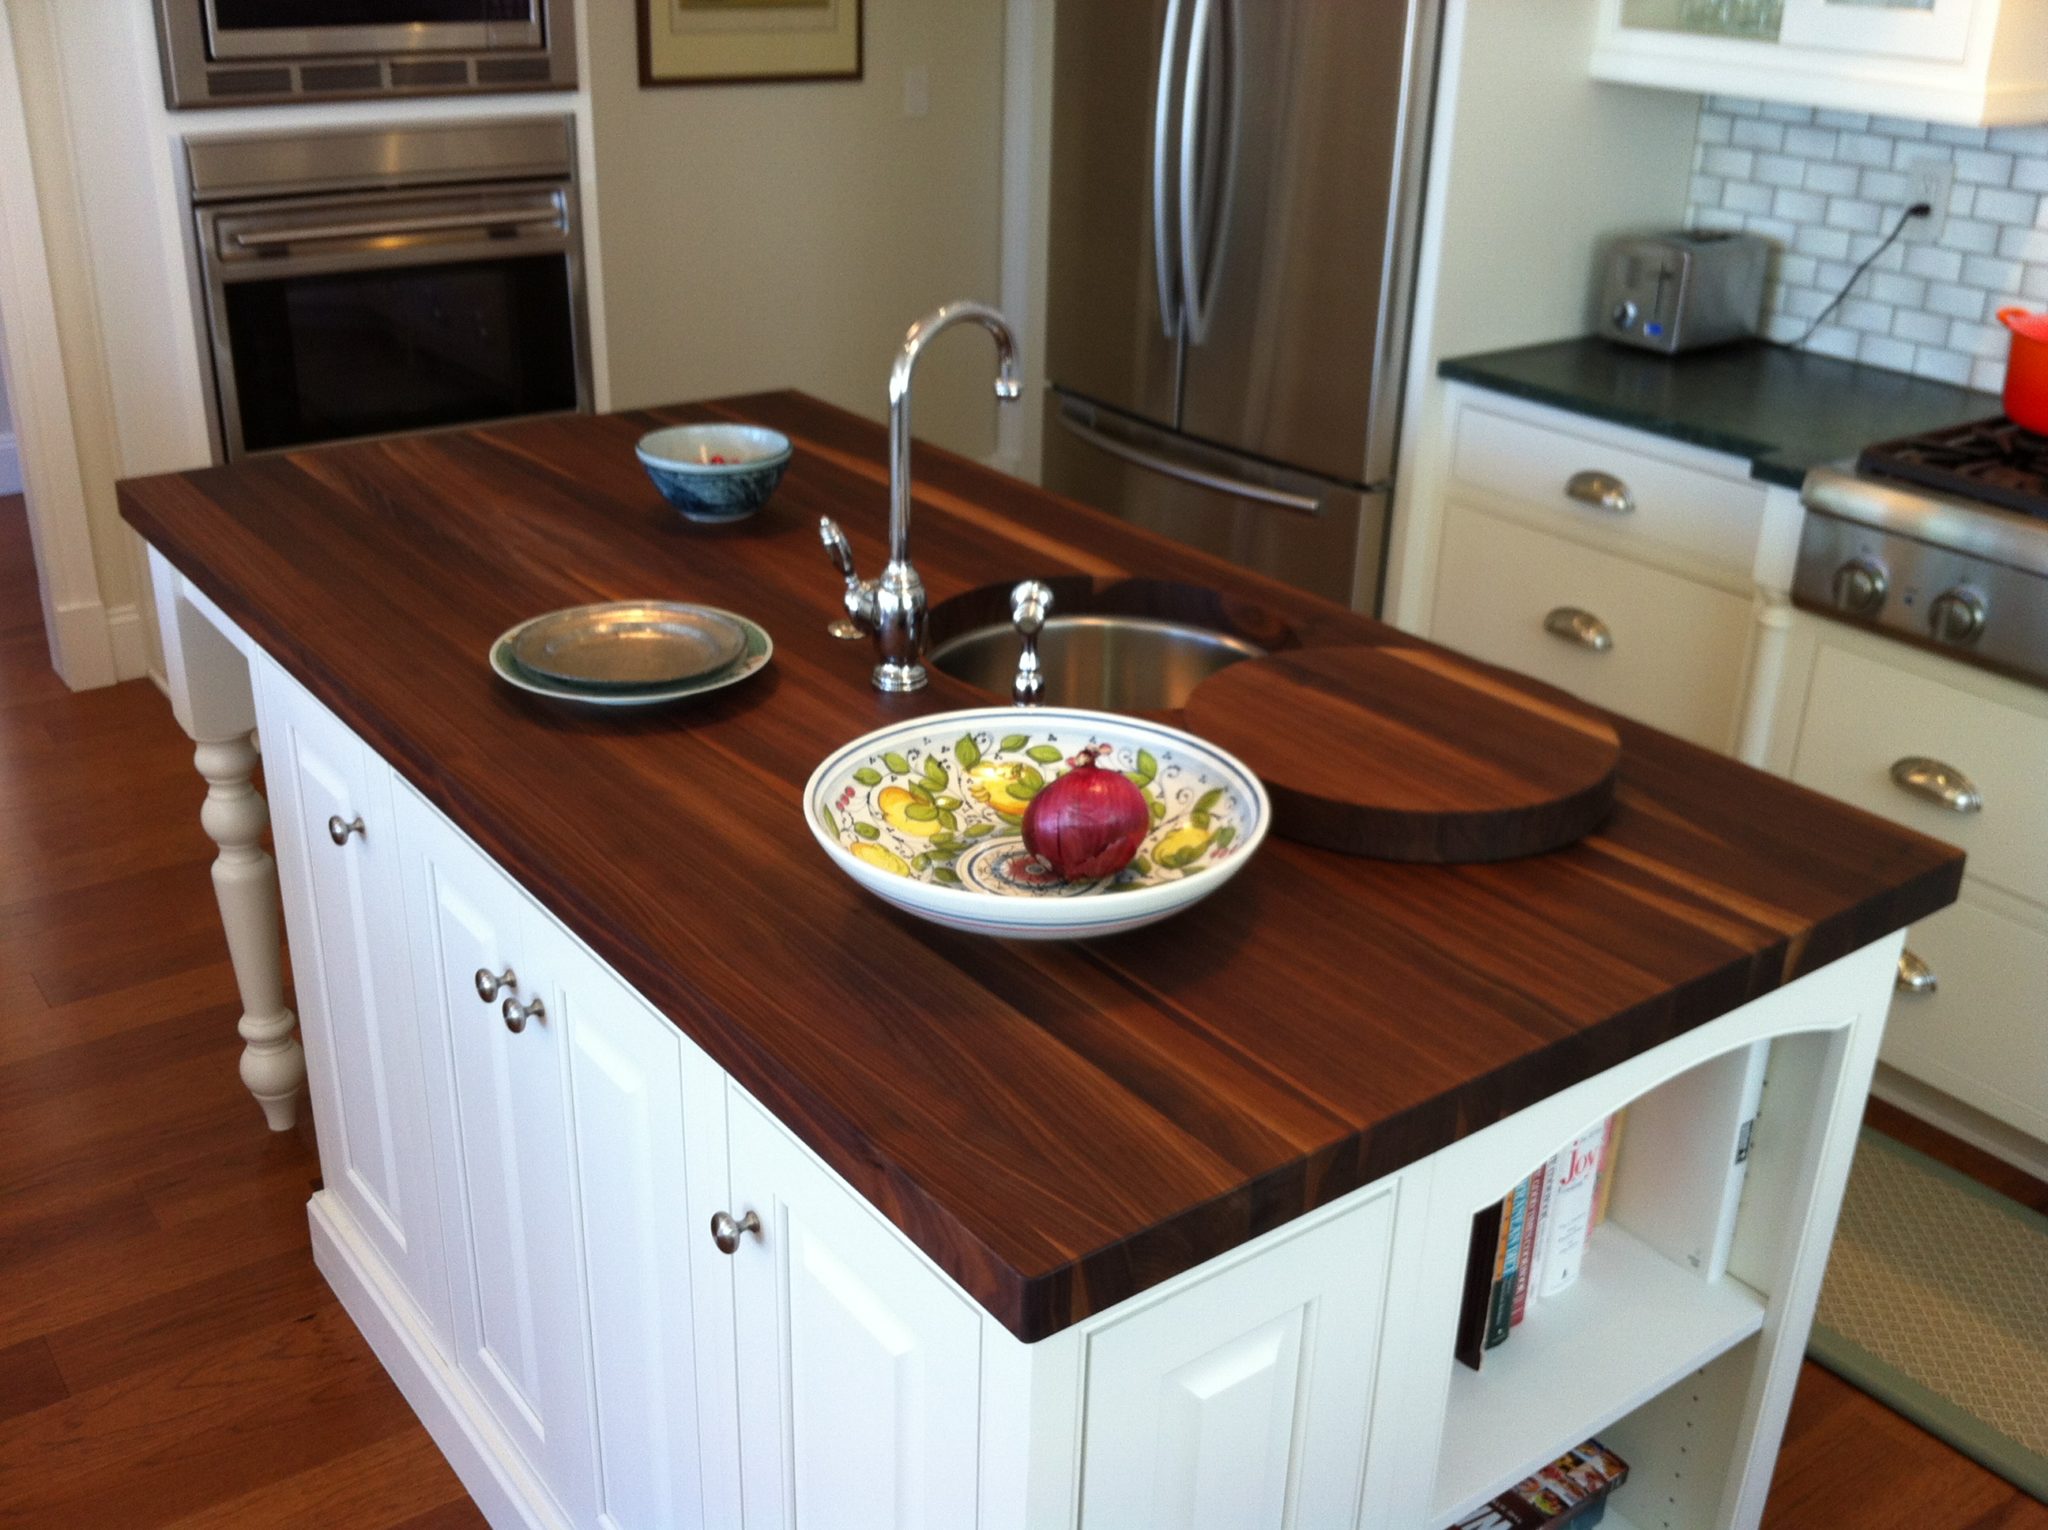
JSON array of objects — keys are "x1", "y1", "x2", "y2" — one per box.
[{"x1": 1041, "y1": 0, "x2": 1441, "y2": 609}]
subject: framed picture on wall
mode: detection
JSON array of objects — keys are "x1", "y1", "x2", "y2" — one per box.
[{"x1": 638, "y1": 0, "x2": 864, "y2": 87}]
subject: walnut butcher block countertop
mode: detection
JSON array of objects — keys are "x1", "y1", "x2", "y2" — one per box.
[{"x1": 119, "y1": 393, "x2": 1964, "y2": 1342}]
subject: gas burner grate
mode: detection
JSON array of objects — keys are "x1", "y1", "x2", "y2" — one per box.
[{"x1": 1860, "y1": 417, "x2": 2048, "y2": 519}]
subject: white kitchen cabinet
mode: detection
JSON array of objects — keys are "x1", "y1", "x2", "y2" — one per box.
[
  {"x1": 1762, "y1": 616, "x2": 2048, "y2": 1149},
  {"x1": 1433, "y1": 502, "x2": 1755, "y2": 751},
  {"x1": 557, "y1": 927, "x2": 743, "y2": 1530},
  {"x1": 726, "y1": 1087, "x2": 983, "y2": 1530},
  {"x1": 1075, "y1": 1186, "x2": 1396, "y2": 1530},
  {"x1": 1590, "y1": 0, "x2": 2048, "y2": 124},
  {"x1": 395, "y1": 785, "x2": 600, "y2": 1527},
  {"x1": 253, "y1": 662, "x2": 451, "y2": 1345}
]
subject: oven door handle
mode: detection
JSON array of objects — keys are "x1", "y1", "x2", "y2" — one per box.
[{"x1": 230, "y1": 205, "x2": 566, "y2": 250}]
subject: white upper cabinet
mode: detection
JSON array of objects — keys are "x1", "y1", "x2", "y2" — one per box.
[
  {"x1": 726, "y1": 1088, "x2": 982, "y2": 1530},
  {"x1": 1591, "y1": 0, "x2": 2048, "y2": 123},
  {"x1": 253, "y1": 663, "x2": 451, "y2": 1345}
]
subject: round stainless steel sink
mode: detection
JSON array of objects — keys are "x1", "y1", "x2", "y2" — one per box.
[{"x1": 928, "y1": 613, "x2": 1266, "y2": 712}]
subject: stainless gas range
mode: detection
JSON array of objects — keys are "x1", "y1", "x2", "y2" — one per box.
[{"x1": 1796, "y1": 421, "x2": 2048, "y2": 691}]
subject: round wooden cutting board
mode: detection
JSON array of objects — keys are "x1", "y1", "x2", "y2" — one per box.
[{"x1": 1181, "y1": 645, "x2": 1621, "y2": 862}]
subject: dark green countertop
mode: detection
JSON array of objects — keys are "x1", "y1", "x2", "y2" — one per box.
[{"x1": 1439, "y1": 338, "x2": 2000, "y2": 489}]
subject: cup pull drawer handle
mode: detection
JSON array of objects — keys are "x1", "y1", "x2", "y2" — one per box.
[
  {"x1": 1896, "y1": 949, "x2": 1937, "y2": 995},
  {"x1": 1566, "y1": 470, "x2": 1634, "y2": 514},
  {"x1": 1889, "y1": 756, "x2": 1982, "y2": 814},
  {"x1": 1543, "y1": 606, "x2": 1613, "y2": 652}
]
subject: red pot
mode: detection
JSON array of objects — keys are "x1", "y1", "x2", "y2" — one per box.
[{"x1": 1997, "y1": 307, "x2": 2048, "y2": 435}]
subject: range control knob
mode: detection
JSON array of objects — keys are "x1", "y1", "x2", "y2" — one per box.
[
  {"x1": 1830, "y1": 557, "x2": 1889, "y2": 615},
  {"x1": 1927, "y1": 587, "x2": 1988, "y2": 644},
  {"x1": 1611, "y1": 300, "x2": 1640, "y2": 331}
]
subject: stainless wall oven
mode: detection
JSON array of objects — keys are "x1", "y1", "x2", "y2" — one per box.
[
  {"x1": 190, "y1": 117, "x2": 592, "y2": 461},
  {"x1": 155, "y1": 0, "x2": 576, "y2": 109}
]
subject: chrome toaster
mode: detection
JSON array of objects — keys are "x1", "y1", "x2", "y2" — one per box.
[{"x1": 1600, "y1": 230, "x2": 1771, "y2": 354}]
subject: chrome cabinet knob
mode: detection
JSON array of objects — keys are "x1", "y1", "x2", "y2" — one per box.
[
  {"x1": 1927, "y1": 587, "x2": 1987, "y2": 644},
  {"x1": 1830, "y1": 557, "x2": 1889, "y2": 616},
  {"x1": 474, "y1": 967, "x2": 517, "y2": 1004},
  {"x1": 1543, "y1": 606, "x2": 1613, "y2": 652},
  {"x1": 1889, "y1": 756, "x2": 1982, "y2": 814},
  {"x1": 1010, "y1": 579, "x2": 1052, "y2": 707},
  {"x1": 501, "y1": 994, "x2": 545, "y2": 1034},
  {"x1": 1896, "y1": 948, "x2": 1938, "y2": 995},
  {"x1": 327, "y1": 814, "x2": 365, "y2": 845},
  {"x1": 711, "y1": 1208, "x2": 761, "y2": 1254},
  {"x1": 1565, "y1": 470, "x2": 1634, "y2": 515}
]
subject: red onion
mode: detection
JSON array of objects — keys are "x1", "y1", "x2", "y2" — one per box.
[{"x1": 1022, "y1": 748, "x2": 1149, "y2": 880}]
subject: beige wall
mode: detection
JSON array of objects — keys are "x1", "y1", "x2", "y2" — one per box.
[{"x1": 590, "y1": 0, "x2": 1008, "y2": 459}]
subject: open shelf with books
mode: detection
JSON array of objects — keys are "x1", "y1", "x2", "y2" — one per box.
[{"x1": 1409, "y1": 1008, "x2": 1863, "y2": 1530}]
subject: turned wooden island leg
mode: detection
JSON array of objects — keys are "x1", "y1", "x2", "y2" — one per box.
[{"x1": 195, "y1": 731, "x2": 304, "y2": 1131}]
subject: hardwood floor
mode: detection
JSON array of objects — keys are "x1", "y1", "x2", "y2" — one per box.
[{"x1": 0, "y1": 493, "x2": 2040, "y2": 1526}]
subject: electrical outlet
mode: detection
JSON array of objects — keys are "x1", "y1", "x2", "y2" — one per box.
[{"x1": 1902, "y1": 157, "x2": 1954, "y2": 244}]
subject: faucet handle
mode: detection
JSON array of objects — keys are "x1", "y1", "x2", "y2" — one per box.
[
  {"x1": 1010, "y1": 580, "x2": 1052, "y2": 708},
  {"x1": 819, "y1": 518, "x2": 868, "y2": 640}
]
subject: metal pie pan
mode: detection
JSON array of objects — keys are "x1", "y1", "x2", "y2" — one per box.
[{"x1": 509, "y1": 602, "x2": 747, "y2": 689}]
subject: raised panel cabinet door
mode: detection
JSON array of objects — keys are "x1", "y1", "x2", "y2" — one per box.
[
  {"x1": 1077, "y1": 1187, "x2": 1398, "y2": 1530},
  {"x1": 393, "y1": 787, "x2": 597, "y2": 1525},
  {"x1": 727, "y1": 1088, "x2": 981, "y2": 1530},
  {"x1": 253, "y1": 661, "x2": 450, "y2": 1343},
  {"x1": 556, "y1": 928, "x2": 743, "y2": 1530}
]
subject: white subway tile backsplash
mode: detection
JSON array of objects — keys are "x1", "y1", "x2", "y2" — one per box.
[
  {"x1": 1733, "y1": 118, "x2": 1787, "y2": 152},
  {"x1": 1858, "y1": 335, "x2": 1918, "y2": 372},
  {"x1": 1870, "y1": 271, "x2": 1927, "y2": 309},
  {"x1": 1725, "y1": 181, "x2": 1776, "y2": 215},
  {"x1": 1904, "y1": 245, "x2": 1965, "y2": 283},
  {"x1": 1928, "y1": 283, "x2": 1988, "y2": 322},
  {"x1": 1702, "y1": 145, "x2": 1755, "y2": 180},
  {"x1": 1774, "y1": 188, "x2": 1828, "y2": 223},
  {"x1": 1962, "y1": 254, "x2": 2023, "y2": 292},
  {"x1": 1682, "y1": 97, "x2": 2048, "y2": 389},
  {"x1": 1805, "y1": 162, "x2": 1860, "y2": 197},
  {"x1": 1893, "y1": 309, "x2": 1949, "y2": 347},
  {"x1": 1953, "y1": 148, "x2": 2016, "y2": 186},
  {"x1": 1940, "y1": 217, "x2": 2000, "y2": 256},
  {"x1": 1996, "y1": 225, "x2": 2048, "y2": 264},
  {"x1": 1913, "y1": 348, "x2": 1974, "y2": 386},
  {"x1": 1972, "y1": 187, "x2": 2039, "y2": 227},
  {"x1": 1838, "y1": 134, "x2": 1896, "y2": 169},
  {"x1": 1757, "y1": 153, "x2": 1807, "y2": 189}
]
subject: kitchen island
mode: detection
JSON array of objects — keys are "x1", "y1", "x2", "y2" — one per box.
[{"x1": 121, "y1": 395, "x2": 1961, "y2": 1530}]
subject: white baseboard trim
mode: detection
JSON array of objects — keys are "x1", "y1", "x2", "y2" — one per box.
[
  {"x1": 106, "y1": 601, "x2": 151, "y2": 682},
  {"x1": 308, "y1": 1193, "x2": 565, "y2": 1530},
  {"x1": 0, "y1": 430, "x2": 18, "y2": 495},
  {"x1": 1871, "y1": 1064, "x2": 2048, "y2": 1183},
  {"x1": 49, "y1": 595, "x2": 118, "y2": 691}
]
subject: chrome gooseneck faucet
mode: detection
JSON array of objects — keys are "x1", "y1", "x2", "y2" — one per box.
[{"x1": 821, "y1": 301, "x2": 1022, "y2": 692}]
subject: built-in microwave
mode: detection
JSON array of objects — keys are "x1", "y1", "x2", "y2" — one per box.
[{"x1": 153, "y1": 0, "x2": 576, "y2": 109}]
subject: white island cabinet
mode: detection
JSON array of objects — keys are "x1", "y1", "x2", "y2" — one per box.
[{"x1": 173, "y1": 571, "x2": 1902, "y2": 1530}]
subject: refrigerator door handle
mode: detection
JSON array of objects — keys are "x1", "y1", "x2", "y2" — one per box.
[
  {"x1": 1177, "y1": 0, "x2": 1239, "y2": 346},
  {"x1": 1057, "y1": 409, "x2": 1323, "y2": 518},
  {"x1": 1151, "y1": 0, "x2": 1188, "y2": 341}
]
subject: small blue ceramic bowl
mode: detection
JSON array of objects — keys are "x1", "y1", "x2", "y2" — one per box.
[{"x1": 635, "y1": 424, "x2": 792, "y2": 524}]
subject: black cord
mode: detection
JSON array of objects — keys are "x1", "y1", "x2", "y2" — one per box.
[{"x1": 1795, "y1": 202, "x2": 1933, "y2": 346}]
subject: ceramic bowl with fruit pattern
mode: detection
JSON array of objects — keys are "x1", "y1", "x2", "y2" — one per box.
[{"x1": 804, "y1": 706, "x2": 1269, "y2": 939}]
